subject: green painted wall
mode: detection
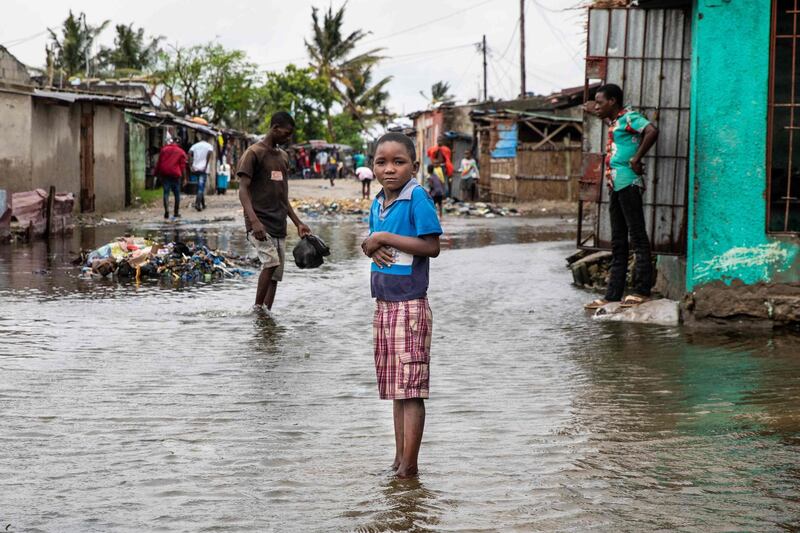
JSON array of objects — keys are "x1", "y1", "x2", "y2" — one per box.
[{"x1": 686, "y1": 0, "x2": 800, "y2": 291}]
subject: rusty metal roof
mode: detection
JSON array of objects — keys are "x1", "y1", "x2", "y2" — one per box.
[{"x1": 32, "y1": 88, "x2": 145, "y2": 107}]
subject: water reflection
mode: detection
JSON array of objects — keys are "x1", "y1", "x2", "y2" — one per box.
[
  {"x1": 564, "y1": 327, "x2": 800, "y2": 529},
  {"x1": 1, "y1": 220, "x2": 799, "y2": 531},
  {"x1": 355, "y1": 477, "x2": 441, "y2": 533},
  {"x1": 0, "y1": 216, "x2": 576, "y2": 297}
]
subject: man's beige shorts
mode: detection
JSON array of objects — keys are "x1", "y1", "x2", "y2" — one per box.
[{"x1": 247, "y1": 232, "x2": 286, "y2": 281}]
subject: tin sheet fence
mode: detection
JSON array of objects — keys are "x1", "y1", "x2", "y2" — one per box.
[{"x1": 579, "y1": 7, "x2": 692, "y2": 255}]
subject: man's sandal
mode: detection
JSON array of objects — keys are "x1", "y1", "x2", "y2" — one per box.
[
  {"x1": 584, "y1": 298, "x2": 609, "y2": 310},
  {"x1": 620, "y1": 294, "x2": 649, "y2": 308}
]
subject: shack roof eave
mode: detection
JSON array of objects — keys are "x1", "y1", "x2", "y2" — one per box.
[
  {"x1": 470, "y1": 108, "x2": 581, "y2": 125},
  {"x1": 125, "y1": 108, "x2": 221, "y2": 136},
  {"x1": 32, "y1": 88, "x2": 145, "y2": 107},
  {"x1": 589, "y1": 0, "x2": 691, "y2": 7},
  {"x1": 503, "y1": 109, "x2": 582, "y2": 124}
]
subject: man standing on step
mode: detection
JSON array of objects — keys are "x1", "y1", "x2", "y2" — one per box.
[{"x1": 584, "y1": 83, "x2": 659, "y2": 310}]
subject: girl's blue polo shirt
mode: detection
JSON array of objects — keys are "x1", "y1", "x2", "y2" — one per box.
[{"x1": 369, "y1": 179, "x2": 442, "y2": 301}]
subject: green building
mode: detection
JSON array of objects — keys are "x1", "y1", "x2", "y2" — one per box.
[{"x1": 581, "y1": 0, "x2": 800, "y2": 323}]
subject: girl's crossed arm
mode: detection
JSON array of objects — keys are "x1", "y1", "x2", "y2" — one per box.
[{"x1": 362, "y1": 232, "x2": 440, "y2": 268}]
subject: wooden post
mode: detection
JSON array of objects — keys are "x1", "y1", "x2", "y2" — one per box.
[
  {"x1": 482, "y1": 34, "x2": 488, "y2": 101},
  {"x1": 45, "y1": 185, "x2": 55, "y2": 237},
  {"x1": 520, "y1": 0, "x2": 526, "y2": 97}
]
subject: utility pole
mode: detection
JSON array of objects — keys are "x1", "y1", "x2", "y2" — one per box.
[
  {"x1": 520, "y1": 0, "x2": 527, "y2": 97},
  {"x1": 482, "y1": 34, "x2": 488, "y2": 101}
]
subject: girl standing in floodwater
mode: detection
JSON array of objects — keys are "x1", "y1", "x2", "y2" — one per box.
[{"x1": 361, "y1": 133, "x2": 442, "y2": 478}]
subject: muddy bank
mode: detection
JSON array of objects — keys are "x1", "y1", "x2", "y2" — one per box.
[{"x1": 684, "y1": 280, "x2": 800, "y2": 327}]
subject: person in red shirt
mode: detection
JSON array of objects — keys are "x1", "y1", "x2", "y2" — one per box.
[
  {"x1": 154, "y1": 138, "x2": 188, "y2": 219},
  {"x1": 426, "y1": 134, "x2": 454, "y2": 195}
]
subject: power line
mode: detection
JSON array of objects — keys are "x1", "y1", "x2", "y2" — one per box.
[
  {"x1": 361, "y1": 0, "x2": 499, "y2": 45},
  {"x1": 386, "y1": 42, "x2": 479, "y2": 61},
  {"x1": 498, "y1": 16, "x2": 520, "y2": 63},
  {"x1": 530, "y1": 0, "x2": 582, "y2": 68},
  {"x1": 495, "y1": 50, "x2": 562, "y2": 89},
  {"x1": 254, "y1": 0, "x2": 497, "y2": 71},
  {"x1": 489, "y1": 60, "x2": 514, "y2": 100},
  {"x1": 491, "y1": 50, "x2": 519, "y2": 98},
  {"x1": 530, "y1": 0, "x2": 566, "y2": 13},
  {"x1": 2, "y1": 30, "x2": 49, "y2": 48},
  {"x1": 451, "y1": 49, "x2": 481, "y2": 94}
]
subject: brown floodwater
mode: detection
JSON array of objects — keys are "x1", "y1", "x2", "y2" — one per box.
[{"x1": 1, "y1": 215, "x2": 799, "y2": 532}]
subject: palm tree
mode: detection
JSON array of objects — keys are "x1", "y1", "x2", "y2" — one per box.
[
  {"x1": 343, "y1": 65, "x2": 393, "y2": 127},
  {"x1": 420, "y1": 81, "x2": 455, "y2": 107},
  {"x1": 304, "y1": 4, "x2": 384, "y2": 140},
  {"x1": 99, "y1": 24, "x2": 163, "y2": 76},
  {"x1": 47, "y1": 11, "x2": 109, "y2": 83}
]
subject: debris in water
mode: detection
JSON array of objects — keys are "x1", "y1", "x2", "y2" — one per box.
[{"x1": 76, "y1": 236, "x2": 255, "y2": 284}]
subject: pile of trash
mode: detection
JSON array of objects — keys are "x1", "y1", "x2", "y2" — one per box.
[
  {"x1": 292, "y1": 198, "x2": 371, "y2": 217},
  {"x1": 76, "y1": 236, "x2": 254, "y2": 283},
  {"x1": 442, "y1": 199, "x2": 519, "y2": 218},
  {"x1": 292, "y1": 197, "x2": 519, "y2": 219}
]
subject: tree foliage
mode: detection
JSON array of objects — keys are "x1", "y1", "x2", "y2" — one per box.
[
  {"x1": 343, "y1": 66, "x2": 393, "y2": 127},
  {"x1": 257, "y1": 64, "x2": 332, "y2": 142},
  {"x1": 47, "y1": 11, "x2": 109, "y2": 81},
  {"x1": 98, "y1": 24, "x2": 162, "y2": 76},
  {"x1": 420, "y1": 81, "x2": 455, "y2": 106},
  {"x1": 156, "y1": 43, "x2": 258, "y2": 129},
  {"x1": 304, "y1": 4, "x2": 390, "y2": 140},
  {"x1": 41, "y1": 6, "x2": 396, "y2": 141}
]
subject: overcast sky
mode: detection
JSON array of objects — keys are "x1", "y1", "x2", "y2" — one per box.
[{"x1": 2, "y1": 0, "x2": 586, "y2": 121}]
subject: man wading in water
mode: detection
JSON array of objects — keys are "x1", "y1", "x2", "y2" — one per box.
[
  {"x1": 237, "y1": 111, "x2": 311, "y2": 312},
  {"x1": 584, "y1": 84, "x2": 659, "y2": 310}
]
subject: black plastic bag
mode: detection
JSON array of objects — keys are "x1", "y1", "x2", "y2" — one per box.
[{"x1": 292, "y1": 234, "x2": 331, "y2": 269}]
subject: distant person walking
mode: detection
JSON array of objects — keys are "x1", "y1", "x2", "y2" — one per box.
[
  {"x1": 216, "y1": 157, "x2": 231, "y2": 195},
  {"x1": 459, "y1": 149, "x2": 479, "y2": 201},
  {"x1": 153, "y1": 138, "x2": 187, "y2": 220},
  {"x1": 427, "y1": 134, "x2": 454, "y2": 196},
  {"x1": 584, "y1": 83, "x2": 659, "y2": 310},
  {"x1": 189, "y1": 138, "x2": 214, "y2": 211},
  {"x1": 237, "y1": 111, "x2": 312, "y2": 313},
  {"x1": 353, "y1": 151, "x2": 366, "y2": 169},
  {"x1": 326, "y1": 151, "x2": 338, "y2": 186},
  {"x1": 426, "y1": 164, "x2": 445, "y2": 218},
  {"x1": 356, "y1": 165, "x2": 374, "y2": 199},
  {"x1": 315, "y1": 149, "x2": 328, "y2": 179}
]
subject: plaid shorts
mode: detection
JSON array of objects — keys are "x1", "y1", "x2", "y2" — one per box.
[
  {"x1": 246, "y1": 232, "x2": 285, "y2": 281},
  {"x1": 373, "y1": 298, "x2": 432, "y2": 400}
]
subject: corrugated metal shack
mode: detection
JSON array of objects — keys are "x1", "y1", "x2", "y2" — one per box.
[
  {"x1": 408, "y1": 103, "x2": 475, "y2": 173},
  {"x1": 579, "y1": 6, "x2": 691, "y2": 255},
  {"x1": 471, "y1": 109, "x2": 583, "y2": 203},
  {"x1": 125, "y1": 109, "x2": 255, "y2": 198},
  {"x1": 0, "y1": 84, "x2": 145, "y2": 213}
]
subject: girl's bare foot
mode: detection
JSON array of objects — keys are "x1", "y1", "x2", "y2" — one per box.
[
  {"x1": 391, "y1": 457, "x2": 401, "y2": 471},
  {"x1": 395, "y1": 464, "x2": 418, "y2": 479}
]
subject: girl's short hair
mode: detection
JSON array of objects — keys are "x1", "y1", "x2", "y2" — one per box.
[{"x1": 375, "y1": 132, "x2": 416, "y2": 160}]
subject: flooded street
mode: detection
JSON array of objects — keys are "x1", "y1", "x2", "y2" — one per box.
[{"x1": 2, "y1": 216, "x2": 800, "y2": 532}]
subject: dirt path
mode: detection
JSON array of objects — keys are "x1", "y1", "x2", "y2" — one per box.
[
  {"x1": 87, "y1": 178, "x2": 577, "y2": 226},
  {"x1": 92, "y1": 179, "x2": 368, "y2": 225}
]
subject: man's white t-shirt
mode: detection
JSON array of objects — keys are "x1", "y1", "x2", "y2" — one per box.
[
  {"x1": 356, "y1": 167, "x2": 374, "y2": 181},
  {"x1": 189, "y1": 141, "x2": 214, "y2": 173}
]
